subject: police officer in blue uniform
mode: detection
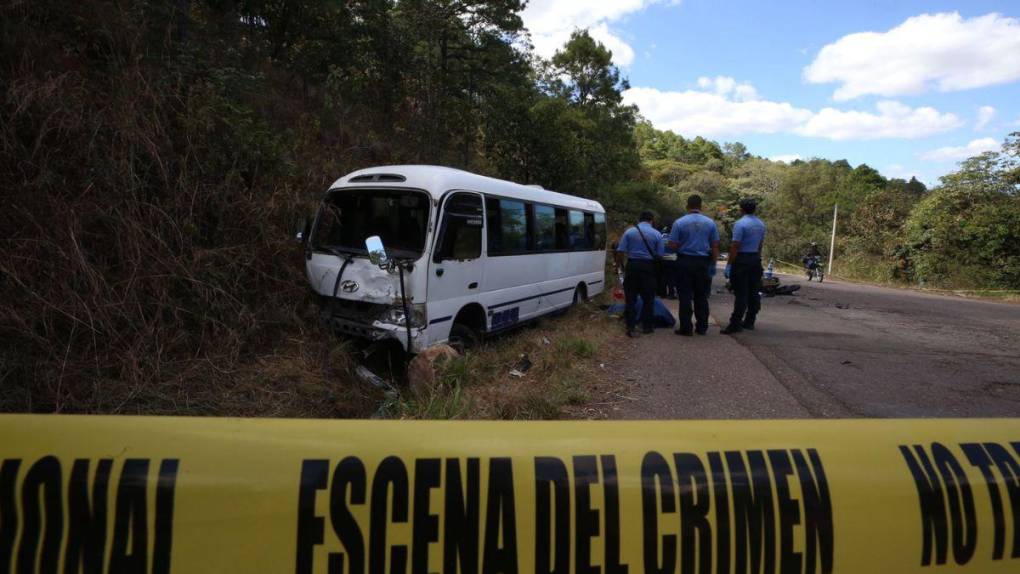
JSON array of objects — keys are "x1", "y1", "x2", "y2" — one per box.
[
  {"x1": 668, "y1": 194, "x2": 720, "y2": 336},
  {"x1": 723, "y1": 198, "x2": 766, "y2": 334},
  {"x1": 615, "y1": 211, "x2": 664, "y2": 337}
]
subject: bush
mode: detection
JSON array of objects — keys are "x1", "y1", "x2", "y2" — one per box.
[{"x1": 904, "y1": 155, "x2": 1020, "y2": 289}]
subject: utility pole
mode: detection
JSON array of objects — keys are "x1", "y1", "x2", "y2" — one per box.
[{"x1": 828, "y1": 204, "x2": 838, "y2": 275}]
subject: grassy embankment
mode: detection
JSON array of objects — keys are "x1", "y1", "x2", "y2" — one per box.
[{"x1": 384, "y1": 295, "x2": 620, "y2": 420}]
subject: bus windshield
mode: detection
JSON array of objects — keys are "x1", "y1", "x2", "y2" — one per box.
[{"x1": 312, "y1": 188, "x2": 431, "y2": 258}]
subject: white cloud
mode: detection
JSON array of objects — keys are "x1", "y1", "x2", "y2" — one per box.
[
  {"x1": 696, "y1": 76, "x2": 759, "y2": 101},
  {"x1": 804, "y1": 12, "x2": 1020, "y2": 100},
  {"x1": 918, "y1": 137, "x2": 1000, "y2": 162},
  {"x1": 623, "y1": 86, "x2": 813, "y2": 138},
  {"x1": 975, "y1": 106, "x2": 996, "y2": 130},
  {"x1": 521, "y1": 0, "x2": 679, "y2": 67},
  {"x1": 795, "y1": 101, "x2": 963, "y2": 140},
  {"x1": 770, "y1": 154, "x2": 803, "y2": 164},
  {"x1": 625, "y1": 83, "x2": 961, "y2": 140}
]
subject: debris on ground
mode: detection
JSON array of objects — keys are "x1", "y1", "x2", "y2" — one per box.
[
  {"x1": 509, "y1": 354, "x2": 533, "y2": 377},
  {"x1": 355, "y1": 365, "x2": 388, "y2": 389},
  {"x1": 407, "y1": 344, "x2": 460, "y2": 398},
  {"x1": 762, "y1": 276, "x2": 801, "y2": 297}
]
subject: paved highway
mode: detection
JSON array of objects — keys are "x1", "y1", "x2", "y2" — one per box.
[{"x1": 606, "y1": 272, "x2": 1020, "y2": 418}]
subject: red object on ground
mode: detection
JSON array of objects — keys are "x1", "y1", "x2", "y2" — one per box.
[{"x1": 612, "y1": 286, "x2": 625, "y2": 300}]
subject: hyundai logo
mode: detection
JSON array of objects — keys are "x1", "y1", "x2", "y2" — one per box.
[{"x1": 340, "y1": 280, "x2": 359, "y2": 293}]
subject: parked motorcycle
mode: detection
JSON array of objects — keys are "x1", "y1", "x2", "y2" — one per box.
[{"x1": 804, "y1": 255, "x2": 825, "y2": 282}]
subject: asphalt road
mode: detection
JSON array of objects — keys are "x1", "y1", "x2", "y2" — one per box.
[{"x1": 608, "y1": 271, "x2": 1020, "y2": 418}]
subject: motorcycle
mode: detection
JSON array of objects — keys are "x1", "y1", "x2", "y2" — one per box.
[{"x1": 804, "y1": 255, "x2": 825, "y2": 282}]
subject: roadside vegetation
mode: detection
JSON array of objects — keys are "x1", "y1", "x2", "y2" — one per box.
[
  {"x1": 634, "y1": 123, "x2": 1020, "y2": 291},
  {"x1": 381, "y1": 300, "x2": 617, "y2": 420},
  {"x1": 2, "y1": 1, "x2": 1016, "y2": 416}
]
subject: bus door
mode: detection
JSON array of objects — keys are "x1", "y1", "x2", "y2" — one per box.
[{"x1": 429, "y1": 192, "x2": 485, "y2": 326}]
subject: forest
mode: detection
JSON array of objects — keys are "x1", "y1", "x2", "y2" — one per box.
[{"x1": 2, "y1": 1, "x2": 1018, "y2": 414}]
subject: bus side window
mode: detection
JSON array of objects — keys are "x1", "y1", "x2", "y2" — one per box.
[
  {"x1": 534, "y1": 204, "x2": 556, "y2": 251},
  {"x1": 554, "y1": 208, "x2": 569, "y2": 250},
  {"x1": 568, "y1": 210, "x2": 588, "y2": 250},
  {"x1": 435, "y1": 193, "x2": 483, "y2": 262},
  {"x1": 594, "y1": 212, "x2": 607, "y2": 249},
  {"x1": 499, "y1": 199, "x2": 528, "y2": 254},
  {"x1": 584, "y1": 213, "x2": 596, "y2": 251},
  {"x1": 486, "y1": 197, "x2": 501, "y2": 254}
]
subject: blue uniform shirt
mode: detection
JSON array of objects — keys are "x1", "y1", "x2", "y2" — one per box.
[
  {"x1": 669, "y1": 211, "x2": 720, "y2": 256},
  {"x1": 616, "y1": 222, "x2": 665, "y2": 260},
  {"x1": 732, "y1": 215, "x2": 766, "y2": 253}
]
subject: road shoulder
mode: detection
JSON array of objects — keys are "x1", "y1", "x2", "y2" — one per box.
[{"x1": 597, "y1": 298, "x2": 813, "y2": 419}]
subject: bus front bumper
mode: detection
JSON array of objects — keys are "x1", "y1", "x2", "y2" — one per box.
[{"x1": 323, "y1": 315, "x2": 423, "y2": 353}]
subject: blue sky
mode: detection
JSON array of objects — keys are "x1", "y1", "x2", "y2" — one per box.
[{"x1": 520, "y1": 0, "x2": 1020, "y2": 185}]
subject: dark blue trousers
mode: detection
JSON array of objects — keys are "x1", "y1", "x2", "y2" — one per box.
[
  {"x1": 676, "y1": 255, "x2": 712, "y2": 333},
  {"x1": 624, "y1": 259, "x2": 656, "y2": 330},
  {"x1": 729, "y1": 253, "x2": 763, "y2": 328}
]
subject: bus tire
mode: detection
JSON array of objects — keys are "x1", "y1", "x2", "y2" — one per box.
[
  {"x1": 448, "y1": 323, "x2": 479, "y2": 353},
  {"x1": 573, "y1": 284, "x2": 588, "y2": 305}
]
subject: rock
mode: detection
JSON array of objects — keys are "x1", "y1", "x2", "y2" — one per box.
[{"x1": 407, "y1": 344, "x2": 460, "y2": 399}]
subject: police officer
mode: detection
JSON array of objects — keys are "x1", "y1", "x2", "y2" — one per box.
[
  {"x1": 722, "y1": 198, "x2": 766, "y2": 334},
  {"x1": 615, "y1": 211, "x2": 664, "y2": 337},
  {"x1": 669, "y1": 194, "x2": 720, "y2": 336}
]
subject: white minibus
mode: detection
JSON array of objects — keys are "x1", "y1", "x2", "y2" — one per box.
[{"x1": 301, "y1": 165, "x2": 607, "y2": 353}]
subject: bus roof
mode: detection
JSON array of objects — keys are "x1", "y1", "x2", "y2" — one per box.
[{"x1": 330, "y1": 165, "x2": 605, "y2": 213}]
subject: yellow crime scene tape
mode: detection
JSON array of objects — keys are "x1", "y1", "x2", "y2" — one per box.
[{"x1": 1, "y1": 415, "x2": 1019, "y2": 573}]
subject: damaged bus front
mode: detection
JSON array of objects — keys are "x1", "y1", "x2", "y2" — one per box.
[{"x1": 304, "y1": 182, "x2": 432, "y2": 352}]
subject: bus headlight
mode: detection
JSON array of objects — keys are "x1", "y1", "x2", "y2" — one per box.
[{"x1": 379, "y1": 304, "x2": 426, "y2": 328}]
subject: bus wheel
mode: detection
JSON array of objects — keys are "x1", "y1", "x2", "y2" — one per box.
[
  {"x1": 572, "y1": 284, "x2": 588, "y2": 305},
  {"x1": 448, "y1": 323, "x2": 479, "y2": 353}
]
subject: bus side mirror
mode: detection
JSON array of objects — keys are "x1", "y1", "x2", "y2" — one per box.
[
  {"x1": 366, "y1": 235, "x2": 389, "y2": 267},
  {"x1": 294, "y1": 217, "x2": 311, "y2": 245}
]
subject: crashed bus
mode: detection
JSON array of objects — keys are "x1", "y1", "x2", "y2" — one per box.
[{"x1": 300, "y1": 165, "x2": 607, "y2": 353}]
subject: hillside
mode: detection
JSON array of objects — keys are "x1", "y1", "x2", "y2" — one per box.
[{"x1": 2, "y1": 1, "x2": 1018, "y2": 416}]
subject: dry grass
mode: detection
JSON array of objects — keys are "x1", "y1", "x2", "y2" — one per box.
[
  {"x1": 0, "y1": 2, "x2": 380, "y2": 416},
  {"x1": 382, "y1": 297, "x2": 620, "y2": 420},
  {"x1": 0, "y1": 3, "x2": 629, "y2": 419}
]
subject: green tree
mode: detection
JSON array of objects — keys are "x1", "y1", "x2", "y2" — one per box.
[
  {"x1": 905, "y1": 139, "x2": 1020, "y2": 288},
  {"x1": 550, "y1": 30, "x2": 628, "y2": 108}
]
